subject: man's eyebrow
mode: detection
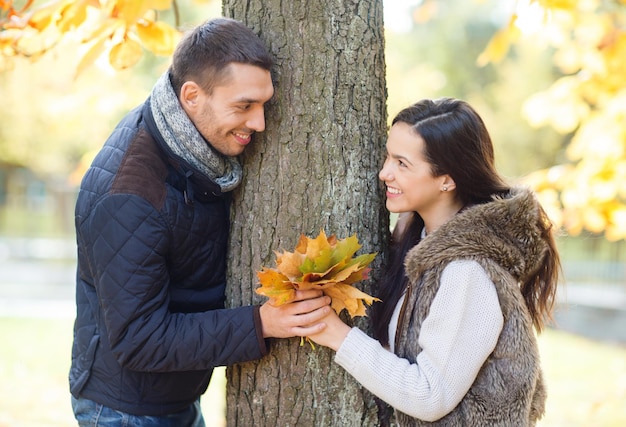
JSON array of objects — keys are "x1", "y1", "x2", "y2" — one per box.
[{"x1": 233, "y1": 95, "x2": 276, "y2": 104}]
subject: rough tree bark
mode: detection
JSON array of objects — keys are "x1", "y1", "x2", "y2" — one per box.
[{"x1": 223, "y1": 1, "x2": 389, "y2": 425}]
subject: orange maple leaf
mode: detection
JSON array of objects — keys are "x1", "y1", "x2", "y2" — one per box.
[
  {"x1": 256, "y1": 268, "x2": 296, "y2": 306},
  {"x1": 255, "y1": 230, "x2": 380, "y2": 319}
]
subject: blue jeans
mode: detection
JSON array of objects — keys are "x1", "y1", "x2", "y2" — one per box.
[{"x1": 71, "y1": 396, "x2": 205, "y2": 427}]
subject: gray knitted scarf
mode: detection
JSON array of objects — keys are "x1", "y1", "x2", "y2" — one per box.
[{"x1": 150, "y1": 72, "x2": 243, "y2": 193}]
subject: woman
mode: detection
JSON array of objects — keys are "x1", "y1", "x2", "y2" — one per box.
[{"x1": 308, "y1": 98, "x2": 560, "y2": 426}]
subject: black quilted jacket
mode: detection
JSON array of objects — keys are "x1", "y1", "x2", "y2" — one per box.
[{"x1": 69, "y1": 100, "x2": 267, "y2": 416}]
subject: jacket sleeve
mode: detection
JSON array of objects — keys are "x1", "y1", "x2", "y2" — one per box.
[{"x1": 84, "y1": 193, "x2": 267, "y2": 372}]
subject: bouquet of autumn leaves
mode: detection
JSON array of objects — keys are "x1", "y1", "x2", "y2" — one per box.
[{"x1": 256, "y1": 230, "x2": 380, "y2": 346}]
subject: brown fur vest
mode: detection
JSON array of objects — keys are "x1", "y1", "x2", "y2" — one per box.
[{"x1": 394, "y1": 188, "x2": 548, "y2": 426}]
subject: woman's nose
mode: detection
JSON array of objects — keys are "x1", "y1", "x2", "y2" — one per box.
[{"x1": 379, "y1": 165, "x2": 391, "y2": 182}]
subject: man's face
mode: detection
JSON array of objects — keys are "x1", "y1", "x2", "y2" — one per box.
[{"x1": 184, "y1": 62, "x2": 274, "y2": 157}]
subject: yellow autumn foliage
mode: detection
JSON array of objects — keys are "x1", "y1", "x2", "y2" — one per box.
[
  {"x1": 0, "y1": 0, "x2": 179, "y2": 76},
  {"x1": 2, "y1": 0, "x2": 625, "y2": 240},
  {"x1": 479, "y1": 0, "x2": 626, "y2": 241}
]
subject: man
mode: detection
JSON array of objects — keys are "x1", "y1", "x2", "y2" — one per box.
[{"x1": 70, "y1": 18, "x2": 330, "y2": 426}]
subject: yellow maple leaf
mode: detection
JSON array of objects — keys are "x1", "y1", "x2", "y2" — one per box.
[
  {"x1": 74, "y1": 18, "x2": 124, "y2": 77},
  {"x1": 477, "y1": 15, "x2": 520, "y2": 67},
  {"x1": 27, "y1": 3, "x2": 58, "y2": 31},
  {"x1": 56, "y1": 0, "x2": 89, "y2": 33},
  {"x1": 135, "y1": 19, "x2": 179, "y2": 56},
  {"x1": 109, "y1": 35, "x2": 142, "y2": 70},
  {"x1": 110, "y1": 0, "x2": 151, "y2": 25},
  {"x1": 255, "y1": 230, "x2": 380, "y2": 320},
  {"x1": 303, "y1": 229, "x2": 333, "y2": 260},
  {"x1": 534, "y1": 0, "x2": 578, "y2": 10},
  {"x1": 275, "y1": 247, "x2": 305, "y2": 280},
  {"x1": 75, "y1": 32, "x2": 108, "y2": 77},
  {"x1": 255, "y1": 268, "x2": 295, "y2": 306},
  {"x1": 324, "y1": 283, "x2": 379, "y2": 318}
]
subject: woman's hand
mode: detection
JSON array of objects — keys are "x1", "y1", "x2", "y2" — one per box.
[{"x1": 306, "y1": 309, "x2": 352, "y2": 352}]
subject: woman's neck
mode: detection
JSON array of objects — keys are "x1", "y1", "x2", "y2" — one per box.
[{"x1": 422, "y1": 200, "x2": 465, "y2": 235}]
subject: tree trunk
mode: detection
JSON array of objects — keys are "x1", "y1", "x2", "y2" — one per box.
[{"x1": 223, "y1": 1, "x2": 389, "y2": 425}]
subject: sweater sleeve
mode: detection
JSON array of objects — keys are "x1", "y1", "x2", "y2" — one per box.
[{"x1": 334, "y1": 260, "x2": 503, "y2": 422}]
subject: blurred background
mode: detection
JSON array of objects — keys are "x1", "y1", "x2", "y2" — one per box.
[{"x1": 1, "y1": 0, "x2": 624, "y2": 426}]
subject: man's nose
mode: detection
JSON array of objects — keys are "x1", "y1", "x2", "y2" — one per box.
[{"x1": 247, "y1": 108, "x2": 266, "y2": 132}]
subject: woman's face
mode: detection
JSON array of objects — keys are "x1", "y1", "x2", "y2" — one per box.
[{"x1": 379, "y1": 122, "x2": 446, "y2": 216}]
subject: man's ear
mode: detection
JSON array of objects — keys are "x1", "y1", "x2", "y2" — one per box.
[{"x1": 179, "y1": 81, "x2": 201, "y2": 112}]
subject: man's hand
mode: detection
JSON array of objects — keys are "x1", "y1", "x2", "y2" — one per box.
[{"x1": 259, "y1": 290, "x2": 331, "y2": 338}]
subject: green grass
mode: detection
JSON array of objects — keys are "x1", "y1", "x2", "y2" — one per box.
[
  {"x1": 0, "y1": 317, "x2": 225, "y2": 427},
  {"x1": 538, "y1": 329, "x2": 626, "y2": 426},
  {"x1": 0, "y1": 317, "x2": 624, "y2": 426}
]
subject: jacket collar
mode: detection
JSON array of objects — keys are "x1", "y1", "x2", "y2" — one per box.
[{"x1": 141, "y1": 99, "x2": 226, "y2": 204}]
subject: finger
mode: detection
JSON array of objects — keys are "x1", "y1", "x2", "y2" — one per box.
[
  {"x1": 285, "y1": 297, "x2": 331, "y2": 316},
  {"x1": 290, "y1": 322, "x2": 327, "y2": 337},
  {"x1": 292, "y1": 289, "x2": 324, "y2": 301},
  {"x1": 290, "y1": 305, "x2": 333, "y2": 326}
]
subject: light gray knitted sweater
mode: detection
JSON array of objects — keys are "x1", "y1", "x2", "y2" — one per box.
[{"x1": 336, "y1": 188, "x2": 548, "y2": 426}]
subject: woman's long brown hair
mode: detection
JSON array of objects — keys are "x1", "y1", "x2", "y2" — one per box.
[{"x1": 371, "y1": 98, "x2": 561, "y2": 345}]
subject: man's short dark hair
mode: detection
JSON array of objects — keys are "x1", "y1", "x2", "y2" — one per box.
[{"x1": 169, "y1": 18, "x2": 273, "y2": 96}]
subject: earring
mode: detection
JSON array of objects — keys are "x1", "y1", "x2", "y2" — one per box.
[{"x1": 442, "y1": 185, "x2": 448, "y2": 192}]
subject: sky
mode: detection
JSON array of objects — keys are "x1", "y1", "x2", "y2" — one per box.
[{"x1": 383, "y1": 0, "x2": 422, "y2": 32}]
